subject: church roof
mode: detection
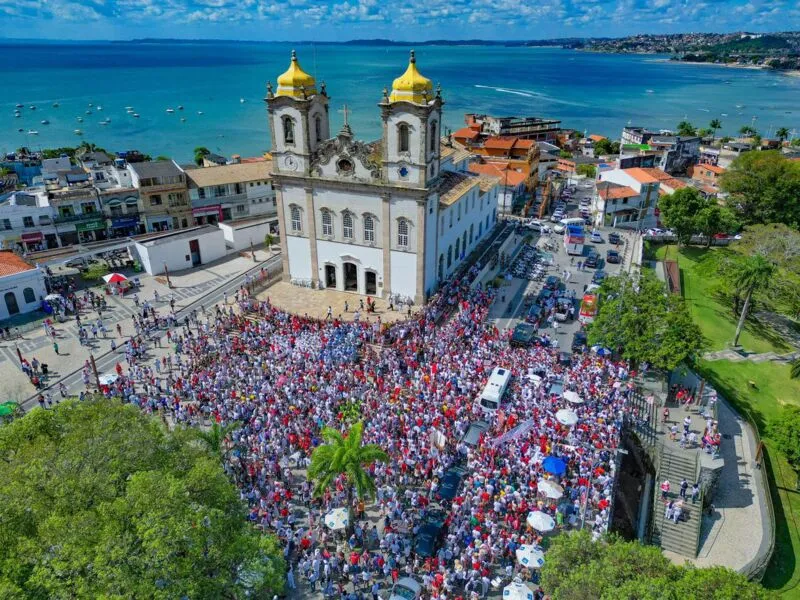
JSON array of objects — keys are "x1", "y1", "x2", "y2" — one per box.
[
  {"x1": 389, "y1": 50, "x2": 434, "y2": 104},
  {"x1": 436, "y1": 171, "x2": 481, "y2": 207},
  {"x1": 0, "y1": 250, "x2": 35, "y2": 278},
  {"x1": 276, "y1": 50, "x2": 317, "y2": 99}
]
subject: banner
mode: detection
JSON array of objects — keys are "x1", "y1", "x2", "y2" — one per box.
[{"x1": 487, "y1": 418, "x2": 534, "y2": 448}]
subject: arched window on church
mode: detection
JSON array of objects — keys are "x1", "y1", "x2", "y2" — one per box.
[
  {"x1": 447, "y1": 245, "x2": 452, "y2": 267},
  {"x1": 430, "y1": 121, "x2": 437, "y2": 152},
  {"x1": 397, "y1": 218, "x2": 409, "y2": 248},
  {"x1": 398, "y1": 123, "x2": 409, "y2": 153},
  {"x1": 455, "y1": 238, "x2": 460, "y2": 261},
  {"x1": 283, "y1": 116, "x2": 295, "y2": 145},
  {"x1": 321, "y1": 208, "x2": 333, "y2": 236},
  {"x1": 343, "y1": 211, "x2": 353, "y2": 239},
  {"x1": 315, "y1": 115, "x2": 322, "y2": 142},
  {"x1": 363, "y1": 214, "x2": 375, "y2": 243},
  {"x1": 290, "y1": 205, "x2": 302, "y2": 232}
]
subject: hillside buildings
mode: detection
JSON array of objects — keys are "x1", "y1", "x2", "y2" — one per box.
[{"x1": 0, "y1": 250, "x2": 46, "y2": 320}]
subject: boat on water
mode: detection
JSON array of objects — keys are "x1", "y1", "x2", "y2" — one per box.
[
  {"x1": 180, "y1": 117, "x2": 186, "y2": 122},
  {"x1": 178, "y1": 105, "x2": 184, "y2": 110},
  {"x1": 645, "y1": 89, "x2": 655, "y2": 93},
  {"x1": 97, "y1": 106, "x2": 103, "y2": 111},
  {"x1": 736, "y1": 104, "x2": 745, "y2": 108},
  {"x1": 88, "y1": 103, "x2": 93, "y2": 107},
  {"x1": 240, "y1": 98, "x2": 245, "y2": 103},
  {"x1": 15, "y1": 103, "x2": 23, "y2": 108},
  {"x1": 166, "y1": 108, "x2": 175, "y2": 113},
  {"x1": 133, "y1": 113, "x2": 140, "y2": 118},
  {"x1": 125, "y1": 106, "x2": 133, "y2": 110},
  {"x1": 52, "y1": 102, "x2": 59, "y2": 108},
  {"x1": 14, "y1": 112, "x2": 20, "y2": 117},
  {"x1": 40, "y1": 119, "x2": 50, "y2": 125},
  {"x1": 100, "y1": 119, "x2": 111, "y2": 125},
  {"x1": 197, "y1": 111, "x2": 204, "y2": 115},
  {"x1": 28, "y1": 130, "x2": 38, "y2": 135},
  {"x1": 74, "y1": 129, "x2": 83, "y2": 135},
  {"x1": 721, "y1": 113, "x2": 728, "y2": 116},
  {"x1": 86, "y1": 110, "x2": 92, "y2": 115},
  {"x1": 17, "y1": 128, "x2": 24, "y2": 132},
  {"x1": 77, "y1": 117, "x2": 84, "y2": 122},
  {"x1": 29, "y1": 105, "x2": 36, "y2": 110}
]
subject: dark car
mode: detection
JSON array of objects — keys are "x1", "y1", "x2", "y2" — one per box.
[
  {"x1": 571, "y1": 331, "x2": 588, "y2": 353},
  {"x1": 462, "y1": 420, "x2": 490, "y2": 447},
  {"x1": 537, "y1": 288, "x2": 555, "y2": 303},
  {"x1": 511, "y1": 322, "x2": 537, "y2": 347},
  {"x1": 606, "y1": 249, "x2": 621, "y2": 264},
  {"x1": 414, "y1": 510, "x2": 447, "y2": 558},
  {"x1": 436, "y1": 466, "x2": 467, "y2": 502},
  {"x1": 548, "y1": 378, "x2": 564, "y2": 397},
  {"x1": 544, "y1": 275, "x2": 560, "y2": 290},
  {"x1": 592, "y1": 270, "x2": 606, "y2": 284},
  {"x1": 584, "y1": 252, "x2": 599, "y2": 269},
  {"x1": 525, "y1": 304, "x2": 544, "y2": 326},
  {"x1": 608, "y1": 232, "x2": 621, "y2": 245}
]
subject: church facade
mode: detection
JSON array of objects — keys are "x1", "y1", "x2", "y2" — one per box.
[{"x1": 268, "y1": 50, "x2": 499, "y2": 304}]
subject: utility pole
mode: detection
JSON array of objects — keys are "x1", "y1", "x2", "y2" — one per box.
[
  {"x1": 163, "y1": 262, "x2": 172, "y2": 288},
  {"x1": 89, "y1": 353, "x2": 100, "y2": 391},
  {"x1": 250, "y1": 238, "x2": 256, "y2": 262}
]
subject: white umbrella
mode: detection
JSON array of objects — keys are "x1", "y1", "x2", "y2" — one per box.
[
  {"x1": 98, "y1": 373, "x2": 119, "y2": 386},
  {"x1": 527, "y1": 510, "x2": 556, "y2": 531},
  {"x1": 515, "y1": 545, "x2": 546, "y2": 569},
  {"x1": 555, "y1": 408, "x2": 579, "y2": 426},
  {"x1": 324, "y1": 507, "x2": 349, "y2": 531},
  {"x1": 44, "y1": 293, "x2": 63, "y2": 302},
  {"x1": 563, "y1": 390, "x2": 583, "y2": 404},
  {"x1": 536, "y1": 479, "x2": 564, "y2": 500},
  {"x1": 503, "y1": 578, "x2": 537, "y2": 600}
]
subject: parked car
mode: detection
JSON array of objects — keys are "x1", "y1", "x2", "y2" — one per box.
[
  {"x1": 390, "y1": 577, "x2": 423, "y2": 600},
  {"x1": 590, "y1": 230, "x2": 603, "y2": 243},
  {"x1": 592, "y1": 270, "x2": 606, "y2": 284},
  {"x1": 526, "y1": 218, "x2": 546, "y2": 231},
  {"x1": 584, "y1": 251, "x2": 599, "y2": 269},
  {"x1": 436, "y1": 465, "x2": 467, "y2": 502},
  {"x1": 512, "y1": 321, "x2": 537, "y2": 346},
  {"x1": 552, "y1": 223, "x2": 566, "y2": 234},
  {"x1": 571, "y1": 331, "x2": 588, "y2": 353},
  {"x1": 606, "y1": 249, "x2": 621, "y2": 264},
  {"x1": 608, "y1": 232, "x2": 621, "y2": 245},
  {"x1": 462, "y1": 420, "x2": 490, "y2": 447},
  {"x1": 414, "y1": 509, "x2": 447, "y2": 557},
  {"x1": 544, "y1": 275, "x2": 560, "y2": 290}
]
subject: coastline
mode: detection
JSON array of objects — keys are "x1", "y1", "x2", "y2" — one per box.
[{"x1": 653, "y1": 57, "x2": 800, "y2": 77}]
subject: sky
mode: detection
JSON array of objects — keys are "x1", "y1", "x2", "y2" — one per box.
[{"x1": 0, "y1": 0, "x2": 797, "y2": 41}]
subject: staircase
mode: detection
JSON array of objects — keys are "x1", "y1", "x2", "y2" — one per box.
[{"x1": 651, "y1": 447, "x2": 702, "y2": 557}]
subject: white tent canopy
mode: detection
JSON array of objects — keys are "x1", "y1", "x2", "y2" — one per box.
[
  {"x1": 324, "y1": 507, "x2": 349, "y2": 531},
  {"x1": 563, "y1": 390, "x2": 583, "y2": 404},
  {"x1": 555, "y1": 408, "x2": 579, "y2": 426},
  {"x1": 503, "y1": 578, "x2": 538, "y2": 599},
  {"x1": 515, "y1": 544, "x2": 545, "y2": 568},
  {"x1": 527, "y1": 510, "x2": 556, "y2": 532},
  {"x1": 537, "y1": 479, "x2": 564, "y2": 500}
]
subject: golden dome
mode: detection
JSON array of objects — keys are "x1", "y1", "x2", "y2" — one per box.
[
  {"x1": 276, "y1": 50, "x2": 317, "y2": 98},
  {"x1": 389, "y1": 50, "x2": 433, "y2": 104}
]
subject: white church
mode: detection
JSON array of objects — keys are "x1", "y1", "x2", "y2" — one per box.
[{"x1": 268, "y1": 50, "x2": 500, "y2": 305}]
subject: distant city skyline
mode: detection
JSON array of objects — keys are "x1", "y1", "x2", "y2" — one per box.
[{"x1": 1, "y1": 0, "x2": 796, "y2": 42}]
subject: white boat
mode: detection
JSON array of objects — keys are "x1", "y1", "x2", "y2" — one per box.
[
  {"x1": 27, "y1": 130, "x2": 38, "y2": 135},
  {"x1": 166, "y1": 108, "x2": 175, "y2": 113},
  {"x1": 14, "y1": 112, "x2": 20, "y2": 118},
  {"x1": 178, "y1": 105, "x2": 184, "y2": 110},
  {"x1": 15, "y1": 103, "x2": 23, "y2": 108},
  {"x1": 133, "y1": 113, "x2": 140, "y2": 118},
  {"x1": 100, "y1": 120, "x2": 110, "y2": 125},
  {"x1": 197, "y1": 111, "x2": 204, "y2": 115},
  {"x1": 721, "y1": 113, "x2": 728, "y2": 116},
  {"x1": 52, "y1": 102, "x2": 59, "y2": 107},
  {"x1": 86, "y1": 110, "x2": 92, "y2": 115},
  {"x1": 97, "y1": 105, "x2": 103, "y2": 111},
  {"x1": 88, "y1": 103, "x2": 93, "y2": 107},
  {"x1": 74, "y1": 129, "x2": 83, "y2": 135},
  {"x1": 240, "y1": 98, "x2": 245, "y2": 103},
  {"x1": 125, "y1": 106, "x2": 133, "y2": 110},
  {"x1": 180, "y1": 117, "x2": 186, "y2": 122},
  {"x1": 645, "y1": 89, "x2": 654, "y2": 93},
  {"x1": 40, "y1": 119, "x2": 50, "y2": 125},
  {"x1": 29, "y1": 105, "x2": 36, "y2": 110},
  {"x1": 77, "y1": 117, "x2": 84, "y2": 122}
]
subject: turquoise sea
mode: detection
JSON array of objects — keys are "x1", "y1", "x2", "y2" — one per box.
[{"x1": 4, "y1": 41, "x2": 800, "y2": 162}]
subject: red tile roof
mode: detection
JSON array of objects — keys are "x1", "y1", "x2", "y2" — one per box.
[
  {"x1": 469, "y1": 162, "x2": 527, "y2": 187},
  {"x1": 589, "y1": 134, "x2": 607, "y2": 142},
  {"x1": 0, "y1": 250, "x2": 35, "y2": 277},
  {"x1": 623, "y1": 167, "x2": 660, "y2": 184},
  {"x1": 702, "y1": 164, "x2": 725, "y2": 175},
  {"x1": 482, "y1": 136, "x2": 535, "y2": 151},
  {"x1": 599, "y1": 185, "x2": 638, "y2": 200},
  {"x1": 452, "y1": 126, "x2": 481, "y2": 141}
]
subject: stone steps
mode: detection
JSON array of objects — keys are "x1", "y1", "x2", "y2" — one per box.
[{"x1": 652, "y1": 449, "x2": 701, "y2": 557}]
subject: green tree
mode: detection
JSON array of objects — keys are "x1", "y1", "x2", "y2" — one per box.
[
  {"x1": 731, "y1": 254, "x2": 777, "y2": 346},
  {"x1": 739, "y1": 125, "x2": 758, "y2": 137},
  {"x1": 709, "y1": 118, "x2": 722, "y2": 141},
  {"x1": 697, "y1": 128, "x2": 713, "y2": 138},
  {"x1": 676, "y1": 120, "x2": 697, "y2": 136},
  {"x1": 593, "y1": 138, "x2": 614, "y2": 156},
  {"x1": 776, "y1": 127, "x2": 790, "y2": 143},
  {"x1": 540, "y1": 530, "x2": 772, "y2": 600},
  {"x1": 658, "y1": 187, "x2": 706, "y2": 245},
  {"x1": 695, "y1": 203, "x2": 738, "y2": 247},
  {"x1": 575, "y1": 163, "x2": 596, "y2": 178},
  {"x1": 559, "y1": 149, "x2": 573, "y2": 158},
  {"x1": 194, "y1": 146, "x2": 211, "y2": 166},
  {"x1": 0, "y1": 400, "x2": 285, "y2": 599},
  {"x1": 769, "y1": 407, "x2": 800, "y2": 487},
  {"x1": 190, "y1": 421, "x2": 239, "y2": 460},
  {"x1": 792, "y1": 358, "x2": 800, "y2": 380},
  {"x1": 307, "y1": 421, "x2": 388, "y2": 527},
  {"x1": 587, "y1": 271, "x2": 704, "y2": 370},
  {"x1": 720, "y1": 151, "x2": 800, "y2": 227},
  {"x1": 264, "y1": 232, "x2": 275, "y2": 254},
  {"x1": 155, "y1": 155, "x2": 171, "y2": 161}
]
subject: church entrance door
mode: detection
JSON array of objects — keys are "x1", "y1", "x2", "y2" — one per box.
[
  {"x1": 325, "y1": 265, "x2": 337, "y2": 289},
  {"x1": 343, "y1": 262, "x2": 358, "y2": 292},
  {"x1": 365, "y1": 271, "x2": 377, "y2": 295}
]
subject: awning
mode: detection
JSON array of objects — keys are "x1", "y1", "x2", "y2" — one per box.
[
  {"x1": 21, "y1": 231, "x2": 43, "y2": 242},
  {"x1": 192, "y1": 205, "x2": 221, "y2": 216},
  {"x1": 111, "y1": 217, "x2": 139, "y2": 228},
  {"x1": 76, "y1": 219, "x2": 107, "y2": 233}
]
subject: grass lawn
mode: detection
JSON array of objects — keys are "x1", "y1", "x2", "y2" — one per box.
[
  {"x1": 696, "y1": 359, "x2": 800, "y2": 595},
  {"x1": 656, "y1": 245, "x2": 792, "y2": 354},
  {"x1": 657, "y1": 243, "x2": 800, "y2": 595}
]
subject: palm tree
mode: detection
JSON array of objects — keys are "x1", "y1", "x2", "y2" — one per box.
[
  {"x1": 732, "y1": 255, "x2": 777, "y2": 347},
  {"x1": 776, "y1": 127, "x2": 790, "y2": 144},
  {"x1": 308, "y1": 421, "x2": 388, "y2": 527},
  {"x1": 194, "y1": 146, "x2": 211, "y2": 166},
  {"x1": 676, "y1": 120, "x2": 696, "y2": 136},
  {"x1": 264, "y1": 233, "x2": 274, "y2": 254},
  {"x1": 739, "y1": 125, "x2": 757, "y2": 138},
  {"x1": 192, "y1": 421, "x2": 240, "y2": 460},
  {"x1": 709, "y1": 119, "x2": 722, "y2": 142}
]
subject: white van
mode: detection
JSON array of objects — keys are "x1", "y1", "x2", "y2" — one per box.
[
  {"x1": 559, "y1": 217, "x2": 587, "y2": 228},
  {"x1": 478, "y1": 367, "x2": 512, "y2": 413},
  {"x1": 390, "y1": 577, "x2": 423, "y2": 600}
]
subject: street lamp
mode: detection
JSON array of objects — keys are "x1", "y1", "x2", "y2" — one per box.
[{"x1": 163, "y1": 262, "x2": 172, "y2": 288}]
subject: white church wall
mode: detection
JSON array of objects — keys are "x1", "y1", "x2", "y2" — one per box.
[
  {"x1": 314, "y1": 188, "x2": 384, "y2": 246},
  {"x1": 286, "y1": 236, "x2": 312, "y2": 281},
  {"x1": 317, "y1": 240, "x2": 383, "y2": 295},
  {"x1": 390, "y1": 250, "x2": 417, "y2": 299},
  {"x1": 272, "y1": 105, "x2": 309, "y2": 156}
]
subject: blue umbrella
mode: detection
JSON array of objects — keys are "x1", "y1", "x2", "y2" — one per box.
[
  {"x1": 591, "y1": 345, "x2": 612, "y2": 357},
  {"x1": 542, "y1": 456, "x2": 567, "y2": 476}
]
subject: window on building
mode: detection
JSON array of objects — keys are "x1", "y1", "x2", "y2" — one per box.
[
  {"x1": 321, "y1": 209, "x2": 333, "y2": 236},
  {"x1": 236, "y1": 204, "x2": 246, "y2": 215},
  {"x1": 2, "y1": 219, "x2": 10, "y2": 230},
  {"x1": 478, "y1": 222, "x2": 482, "y2": 237},
  {"x1": 430, "y1": 121, "x2": 437, "y2": 152},
  {"x1": 398, "y1": 123, "x2": 409, "y2": 153},
  {"x1": 343, "y1": 211, "x2": 353, "y2": 239},
  {"x1": 59, "y1": 207, "x2": 74, "y2": 217},
  {"x1": 110, "y1": 205, "x2": 123, "y2": 217},
  {"x1": 449, "y1": 211, "x2": 453, "y2": 228},
  {"x1": 363, "y1": 214, "x2": 375, "y2": 243},
  {"x1": 462, "y1": 231, "x2": 467, "y2": 254},
  {"x1": 283, "y1": 116, "x2": 295, "y2": 145},
  {"x1": 150, "y1": 195, "x2": 162, "y2": 206},
  {"x1": 315, "y1": 115, "x2": 322, "y2": 142},
  {"x1": 397, "y1": 219, "x2": 409, "y2": 247},
  {"x1": 235, "y1": 183, "x2": 243, "y2": 195},
  {"x1": 447, "y1": 245, "x2": 452, "y2": 267},
  {"x1": 198, "y1": 188, "x2": 206, "y2": 199},
  {"x1": 214, "y1": 185, "x2": 227, "y2": 197},
  {"x1": 457, "y1": 204, "x2": 461, "y2": 221},
  {"x1": 455, "y1": 238, "x2": 460, "y2": 260},
  {"x1": 23, "y1": 287, "x2": 36, "y2": 304},
  {"x1": 290, "y1": 205, "x2": 302, "y2": 232},
  {"x1": 82, "y1": 203, "x2": 95, "y2": 214},
  {"x1": 23, "y1": 216, "x2": 34, "y2": 228}
]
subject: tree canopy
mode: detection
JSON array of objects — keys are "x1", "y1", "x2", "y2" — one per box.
[
  {"x1": 576, "y1": 163, "x2": 597, "y2": 178},
  {"x1": 676, "y1": 120, "x2": 697, "y2": 136},
  {"x1": 594, "y1": 138, "x2": 620, "y2": 156},
  {"x1": 587, "y1": 270, "x2": 704, "y2": 370},
  {"x1": 0, "y1": 400, "x2": 285, "y2": 599},
  {"x1": 769, "y1": 406, "x2": 800, "y2": 473},
  {"x1": 540, "y1": 530, "x2": 773, "y2": 600},
  {"x1": 720, "y1": 151, "x2": 800, "y2": 228},
  {"x1": 659, "y1": 187, "x2": 737, "y2": 246}
]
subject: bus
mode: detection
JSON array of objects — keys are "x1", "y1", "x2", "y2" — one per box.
[
  {"x1": 478, "y1": 367, "x2": 512, "y2": 413},
  {"x1": 563, "y1": 223, "x2": 585, "y2": 256},
  {"x1": 578, "y1": 293, "x2": 599, "y2": 325}
]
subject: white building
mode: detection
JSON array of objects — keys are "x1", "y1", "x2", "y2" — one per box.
[
  {"x1": 218, "y1": 217, "x2": 278, "y2": 252},
  {"x1": 268, "y1": 50, "x2": 499, "y2": 303},
  {"x1": 132, "y1": 225, "x2": 227, "y2": 276},
  {"x1": 186, "y1": 161, "x2": 277, "y2": 225},
  {"x1": 0, "y1": 250, "x2": 47, "y2": 320},
  {"x1": 596, "y1": 167, "x2": 662, "y2": 229}
]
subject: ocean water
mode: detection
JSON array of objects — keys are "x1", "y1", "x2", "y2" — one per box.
[{"x1": 4, "y1": 41, "x2": 799, "y2": 162}]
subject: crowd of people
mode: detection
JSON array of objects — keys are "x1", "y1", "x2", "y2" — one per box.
[{"x1": 92, "y1": 262, "x2": 638, "y2": 599}]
